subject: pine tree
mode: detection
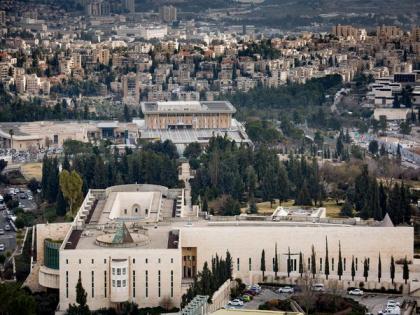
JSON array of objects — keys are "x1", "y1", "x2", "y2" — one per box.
[
  {"x1": 311, "y1": 245, "x2": 316, "y2": 279},
  {"x1": 260, "y1": 249, "x2": 266, "y2": 279},
  {"x1": 299, "y1": 252, "x2": 303, "y2": 278},
  {"x1": 273, "y1": 243, "x2": 279, "y2": 278},
  {"x1": 378, "y1": 253, "x2": 382, "y2": 283},
  {"x1": 337, "y1": 241, "x2": 343, "y2": 280},
  {"x1": 363, "y1": 258, "x2": 369, "y2": 282},
  {"x1": 403, "y1": 257, "x2": 409, "y2": 284},
  {"x1": 351, "y1": 256, "x2": 356, "y2": 281},
  {"x1": 390, "y1": 256, "x2": 395, "y2": 284},
  {"x1": 325, "y1": 237, "x2": 329, "y2": 280}
]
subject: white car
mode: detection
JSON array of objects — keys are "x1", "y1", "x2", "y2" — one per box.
[
  {"x1": 312, "y1": 284, "x2": 325, "y2": 292},
  {"x1": 228, "y1": 299, "x2": 244, "y2": 306},
  {"x1": 277, "y1": 286, "x2": 294, "y2": 293},
  {"x1": 348, "y1": 289, "x2": 364, "y2": 296},
  {"x1": 0, "y1": 244, "x2": 4, "y2": 251}
]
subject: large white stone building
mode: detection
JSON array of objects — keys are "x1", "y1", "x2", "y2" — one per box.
[{"x1": 31, "y1": 184, "x2": 414, "y2": 313}]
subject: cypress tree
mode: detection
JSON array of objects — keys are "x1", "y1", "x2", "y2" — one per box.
[
  {"x1": 378, "y1": 253, "x2": 382, "y2": 283},
  {"x1": 378, "y1": 182, "x2": 387, "y2": 219},
  {"x1": 390, "y1": 256, "x2": 395, "y2": 284},
  {"x1": 324, "y1": 237, "x2": 329, "y2": 279},
  {"x1": 260, "y1": 249, "x2": 266, "y2": 279},
  {"x1": 403, "y1": 257, "x2": 409, "y2": 284},
  {"x1": 363, "y1": 258, "x2": 369, "y2": 282},
  {"x1": 273, "y1": 243, "x2": 279, "y2": 278},
  {"x1": 225, "y1": 251, "x2": 232, "y2": 280},
  {"x1": 287, "y1": 247, "x2": 291, "y2": 277},
  {"x1": 337, "y1": 241, "x2": 343, "y2": 280},
  {"x1": 299, "y1": 252, "x2": 303, "y2": 278},
  {"x1": 62, "y1": 154, "x2": 71, "y2": 171},
  {"x1": 311, "y1": 245, "x2": 316, "y2": 279},
  {"x1": 56, "y1": 189, "x2": 67, "y2": 216},
  {"x1": 351, "y1": 256, "x2": 355, "y2": 281}
]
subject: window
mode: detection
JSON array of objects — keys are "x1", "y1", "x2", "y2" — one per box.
[
  {"x1": 158, "y1": 258, "x2": 161, "y2": 264},
  {"x1": 145, "y1": 258, "x2": 148, "y2": 264},
  {"x1": 135, "y1": 208, "x2": 138, "y2": 213},
  {"x1": 332, "y1": 258, "x2": 334, "y2": 271},
  {"x1": 122, "y1": 280, "x2": 126, "y2": 287},
  {"x1": 117, "y1": 268, "x2": 121, "y2": 275},
  {"x1": 66, "y1": 259, "x2": 68, "y2": 264},
  {"x1": 117, "y1": 280, "x2": 121, "y2": 287},
  {"x1": 112, "y1": 280, "x2": 115, "y2": 287},
  {"x1": 79, "y1": 259, "x2": 81, "y2": 264},
  {"x1": 237, "y1": 258, "x2": 240, "y2": 271},
  {"x1": 91, "y1": 271, "x2": 94, "y2": 298},
  {"x1": 320, "y1": 258, "x2": 323, "y2": 272},
  {"x1": 122, "y1": 268, "x2": 126, "y2": 275},
  {"x1": 308, "y1": 258, "x2": 310, "y2": 270},
  {"x1": 104, "y1": 271, "x2": 107, "y2": 298},
  {"x1": 112, "y1": 268, "x2": 115, "y2": 275},
  {"x1": 79, "y1": 271, "x2": 81, "y2": 279},
  {"x1": 104, "y1": 259, "x2": 107, "y2": 264},
  {"x1": 133, "y1": 258, "x2": 136, "y2": 264},
  {"x1": 145, "y1": 270, "x2": 148, "y2": 298},
  {"x1": 249, "y1": 258, "x2": 252, "y2": 271},
  {"x1": 158, "y1": 270, "x2": 161, "y2": 297},
  {"x1": 133, "y1": 270, "x2": 136, "y2": 298},
  {"x1": 171, "y1": 258, "x2": 173, "y2": 264},
  {"x1": 66, "y1": 271, "x2": 69, "y2": 298},
  {"x1": 344, "y1": 258, "x2": 346, "y2": 271},
  {"x1": 170, "y1": 270, "x2": 174, "y2": 297},
  {"x1": 356, "y1": 258, "x2": 358, "y2": 271},
  {"x1": 91, "y1": 259, "x2": 94, "y2": 264},
  {"x1": 124, "y1": 209, "x2": 127, "y2": 214}
]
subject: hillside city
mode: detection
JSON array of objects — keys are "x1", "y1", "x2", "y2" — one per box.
[{"x1": 0, "y1": 1, "x2": 419, "y2": 315}]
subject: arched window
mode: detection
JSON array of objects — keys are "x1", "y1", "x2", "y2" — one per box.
[{"x1": 124, "y1": 209, "x2": 127, "y2": 215}]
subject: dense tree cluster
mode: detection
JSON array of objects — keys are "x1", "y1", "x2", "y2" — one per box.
[
  {"x1": 345, "y1": 165, "x2": 412, "y2": 223},
  {"x1": 181, "y1": 252, "x2": 233, "y2": 308},
  {"x1": 41, "y1": 140, "x2": 180, "y2": 216},
  {"x1": 190, "y1": 136, "x2": 324, "y2": 214}
]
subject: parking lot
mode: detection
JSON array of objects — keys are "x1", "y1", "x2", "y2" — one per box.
[{"x1": 226, "y1": 284, "x2": 407, "y2": 315}]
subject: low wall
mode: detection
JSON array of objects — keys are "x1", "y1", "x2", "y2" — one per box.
[{"x1": 207, "y1": 279, "x2": 234, "y2": 313}]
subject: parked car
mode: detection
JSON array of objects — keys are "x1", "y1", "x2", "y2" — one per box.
[
  {"x1": 0, "y1": 244, "x2": 4, "y2": 251},
  {"x1": 241, "y1": 295, "x2": 252, "y2": 302},
  {"x1": 228, "y1": 299, "x2": 244, "y2": 306},
  {"x1": 19, "y1": 192, "x2": 27, "y2": 199},
  {"x1": 0, "y1": 229, "x2": 4, "y2": 235},
  {"x1": 277, "y1": 286, "x2": 294, "y2": 294},
  {"x1": 312, "y1": 284, "x2": 325, "y2": 292},
  {"x1": 348, "y1": 289, "x2": 364, "y2": 296},
  {"x1": 4, "y1": 224, "x2": 10, "y2": 231}
]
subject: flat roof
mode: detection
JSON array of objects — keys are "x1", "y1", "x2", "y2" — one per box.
[{"x1": 140, "y1": 101, "x2": 236, "y2": 114}]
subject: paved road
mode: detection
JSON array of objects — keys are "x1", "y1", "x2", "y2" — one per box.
[
  {"x1": 243, "y1": 289, "x2": 284, "y2": 309},
  {"x1": 0, "y1": 211, "x2": 16, "y2": 254},
  {"x1": 349, "y1": 294, "x2": 405, "y2": 314}
]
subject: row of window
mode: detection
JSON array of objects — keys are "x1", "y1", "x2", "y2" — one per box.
[
  {"x1": 65, "y1": 257, "x2": 175, "y2": 265},
  {"x1": 112, "y1": 267, "x2": 126, "y2": 276},
  {"x1": 66, "y1": 269, "x2": 174, "y2": 299}
]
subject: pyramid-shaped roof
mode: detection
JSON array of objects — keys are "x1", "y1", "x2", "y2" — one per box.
[
  {"x1": 379, "y1": 213, "x2": 394, "y2": 227},
  {"x1": 112, "y1": 222, "x2": 134, "y2": 244}
]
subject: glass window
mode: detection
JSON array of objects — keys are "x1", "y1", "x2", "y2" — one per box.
[
  {"x1": 112, "y1": 280, "x2": 115, "y2": 287},
  {"x1": 123, "y1": 268, "x2": 126, "y2": 275},
  {"x1": 145, "y1": 258, "x2": 148, "y2": 264},
  {"x1": 122, "y1": 280, "x2": 126, "y2": 287},
  {"x1": 104, "y1": 259, "x2": 106, "y2": 264},
  {"x1": 117, "y1": 280, "x2": 121, "y2": 287},
  {"x1": 158, "y1": 258, "x2": 161, "y2": 263},
  {"x1": 171, "y1": 258, "x2": 173, "y2": 263},
  {"x1": 117, "y1": 268, "x2": 121, "y2": 275},
  {"x1": 91, "y1": 259, "x2": 94, "y2": 264},
  {"x1": 66, "y1": 259, "x2": 68, "y2": 264},
  {"x1": 112, "y1": 268, "x2": 115, "y2": 275},
  {"x1": 133, "y1": 258, "x2": 135, "y2": 264}
]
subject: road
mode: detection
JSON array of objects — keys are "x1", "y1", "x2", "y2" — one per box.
[
  {"x1": 0, "y1": 210, "x2": 16, "y2": 254},
  {"x1": 243, "y1": 289, "x2": 283, "y2": 309},
  {"x1": 350, "y1": 294, "x2": 405, "y2": 314}
]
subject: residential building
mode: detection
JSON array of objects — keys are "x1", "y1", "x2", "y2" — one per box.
[{"x1": 159, "y1": 5, "x2": 177, "y2": 23}]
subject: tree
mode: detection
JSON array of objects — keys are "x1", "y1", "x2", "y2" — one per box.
[
  {"x1": 0, "y1": 283, "x2": 36, "y2": 315},
  {"x1": 368, "y1": 140, "x2": 379, "y2": 155},
  {"x1": 337, "y1": 241, "x2": 343, "y2": 280},
  {"x1": 59, "y1": 170, "x2": 83, "y2": 216},
  {"x1": 67, "y1": 276, "x2": 90, "y2": 315},
  {"x1": 311, "y1": 245, "x2": 316, "y2": 279},
  {"x1": 299, "y1": 252, "x2": 303, "y2": 278},
  {"x1": 403, "y1": 257, "x2": 409, "y2": 284},
  {"x1": 351, "y1": 256, "x2": 356, "y2": 281},
  {"x1": 260, "y1": 249, "x2": 266, "y2": 279},
  {"x1": 392, "y1": 95, "x2": 400, "y2": 108},
  {"x1": 340, "y1": 200, "x2": 353, "y2": 217},
  {"x1": 363, "y1": 258, "x2": 369, "y2": 282},
  {"x1": 324, "y1": 237, "x2": 329, "y2": 280},
  {"x1": 399, "y1": 121, "x2": 411, "y2": 135},
  {"x1": 184, "y1": 142, "x2": 202, "y2": 159},
  {"x1": 27, "y1": 178, "x2": 40, "y2": 194},
  {"x1": 273, "y1": 243, "x2": 279, "y2": 278},
  {"x1": 378, "y1": 115, "x2": 388, "y2": 133},
  {"x1": 390, "y1": 256, "x2": 395, "y2": 284},
  {"x1": 378, "y1": 253, "x2": 382, "y2": 283},
  {"x1": 287, "y1": 247, "x2": 291, "y2": 277}
]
